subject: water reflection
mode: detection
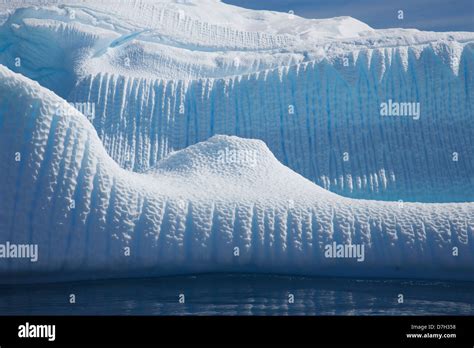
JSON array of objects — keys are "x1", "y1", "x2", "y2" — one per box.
[{"x1": 0, "y1": 274, "x2": 472, "y2": 315}]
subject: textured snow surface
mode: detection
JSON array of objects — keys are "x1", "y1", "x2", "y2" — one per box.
[
  {"x1": 0, "y1": 1, "x2": 473, "y2": 201},
  {"x1": 1, "y1": 65, "x2": 473, "y2": 283}
]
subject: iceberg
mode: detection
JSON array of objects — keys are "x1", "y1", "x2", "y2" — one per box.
[
  {"x1": 0, "y1": 1, "x2": 473, "y2": 283},
  {"x1": 0, "y1": 65, "x2": 473, "y2": 283}
]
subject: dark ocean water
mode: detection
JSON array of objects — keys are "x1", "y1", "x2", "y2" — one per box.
[{"x1": 0, "y1": 274, "x2": 472, "y2": 315}]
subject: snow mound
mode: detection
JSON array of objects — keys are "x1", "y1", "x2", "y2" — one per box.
[
  {"x1": 1, "y1": 64, "x2": 474, "y2": 283},
  {"x1": 151, "y1": 135, "x2": 301, "y2": 179},
  {"x1": 151, "y1": 135, "x2": 272, "y2": 177},
  {"x1": 148, "y1": 134, "x2": 330, "y2": 201}
]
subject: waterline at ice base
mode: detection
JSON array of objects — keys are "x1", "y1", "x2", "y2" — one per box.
[{"x1": 0, "y1": 0, "x2": 473, "y2": 284}]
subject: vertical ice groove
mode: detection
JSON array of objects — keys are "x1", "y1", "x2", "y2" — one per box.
[
  {"x1": 75, "y1": 135, "x2": 97, "y2": 269},
  {"x1": 46, "y1": 119, "x2": 74, "y2": 269},
  {"x1": 28, "y1": 110, "x2": 61, "y2": 266},
  {"x1": 6, "y1": 100, "x2": 40, "y2": 245}
]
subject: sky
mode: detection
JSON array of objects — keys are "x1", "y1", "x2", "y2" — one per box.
[{"x1": 224, "y1": 0, "x2": 474, "y2": 32}]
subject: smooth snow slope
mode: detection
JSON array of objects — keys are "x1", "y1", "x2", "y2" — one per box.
[
  {"x1": 1, "y1": 65, "x2": 473, "y2": 283},
  {"x1": 0, "y1": 1, "x2": 473, "y2": 202}
]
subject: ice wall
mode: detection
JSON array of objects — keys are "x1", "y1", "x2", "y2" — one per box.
[{"x1": 69, "y1": 44, "x2": 474, "y2": 202}]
